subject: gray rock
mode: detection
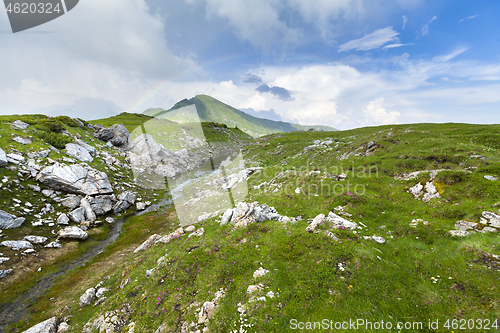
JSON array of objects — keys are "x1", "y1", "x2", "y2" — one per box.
[
  {"x1": 118, "y1": 191, "x2": 136, "y2": 205},
  {"x1": 409, "y1": 183, "x2": 423, "y2": 198},
  {"x1": 0, "y1": 257, "x2": 10, "y2": 264},
  {"x1": 0, "y1": 148, "x2": 7, "y2": 167},
  {"x1": 133, "y1": 234, "x2": 161, "y2": 253},
  {"x1": 68, "y1": 207, "x2": 86, "y2": 223},
  {"x1": 12, "y1": 120, "x2": 30, "y2": 130},
  {"x1": 220, "y1": 208, "x2": 233, "y2": 225},
  {"x1": 479, "y1": 227, "x2": 498, "y2": 233},
  {"x1": 42, "y1": 189, "x2": 54, "y2": 197},
  {"x1": 13, "y1": 136, "x2": 32, "y2": 145},
  {"x1": 80, "y1": 198, "x2": 96, "y2": 222},
  {"x1": 482, "y1": 211, "x2": 500, "y2": 228},
  {"x1": 65, "y1": 143, "x2": 93, "y2": 163},
  {"x1": 372, "y1": 236, "x2": 386, "y2": 244},
  {"x1": 105, "y1": 217, "x2": 115, "y2": 224},
  {"x1": 109, "y1": 124, "x2": 131, "y2": 148},
  {"x1": 0, "y1": 210, "x2": 25, "y2": 229},
  {"x1": 60, "y1": 195, "x2": 81, "y2": 210},
  {"x1": 454, "y1": 220, "x2": 478, "y2": 231},
  {"x1": 367, "y1": 141, "x2": 376, "y2": 149},
  {"x1": 113, "y1": 200, "x2": 130, "y2": 214},
  {"x1": 7, "y1": 153, "x2": 24, "y2": 164},
  {"x1": 94, "y1": 124, "x2": 130, "y2": 148},
  {"x1": 1, "y1": 240, "x2": 33, "y2": 250},
  {"x1": 449, "y1": 230, "x2": 471, "y2": 237},
  {"x1": 95, "y1": 287, "x2": 109, "y2": 298},
  {"x1": 484, "y1": 175, "x2": 498, "y2": 181},
  {"x1": 326, "y1": 212, "x2": 358, "y2": 230},
  {"x1": 36, "y1": 163, "x2": 113, "y2": 196},
  {"x1": 73, "y1": 118, "x2": 85, "y2": 127},
  {"x1": 136, "y1": 202, "x2": 146, "y2": 211},
  {"x1": 45, "y1": 242, "x2": 62, "y2": 248},
  {"x1": 88, "y1": 195, "x2": 115, "y2": 215},
  {"x1": 58, "y1": 226, "x2": 88, "y2": 240},
  {"x1": 28, "y1": 184, "x2": 41, "y2": 192},
  {"x1": 306, "y1": 214, "x2": 325, "y2": 233},
  {"x1": 0, "y1": 269, "x2": 12, "y2": 279},
  {"x1": 75, "y1": 139, "x2": 96, "y2": 156},
  {"x1": 24, "y1": 236, "x2": 48, "y2": 244},
  {"x1": 79, "y1": 287, "x2": 96, "y2": 307},
  {"x1": 57, "y1": 214, "x2": 70, "y2": 225},
  {"x1": 57, "y1": 322, "x2": 70, "y2": 333}
]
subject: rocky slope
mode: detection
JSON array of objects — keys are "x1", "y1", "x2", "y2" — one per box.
[{"x1": 5, "y1": 121, "x2": 500, "y2": 332}]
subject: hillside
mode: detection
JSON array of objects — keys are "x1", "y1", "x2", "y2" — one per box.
[
  {"x1": 2, "y1": 119, "x2": 500, "y2": 332},
  {"x1": 143, "y1": 95, "x2": 337, "y2": 137}
]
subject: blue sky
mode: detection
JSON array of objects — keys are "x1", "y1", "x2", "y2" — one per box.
[{"x1": 0, "y1": 0, "x2": 499, "y2": 129}]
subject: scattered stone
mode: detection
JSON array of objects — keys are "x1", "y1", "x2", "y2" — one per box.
[
  {"x1": 136, "y1": 202, "x2": 146, "y2": 211},
  {"x1": 105, "y1": 217, "x2": 115, "y2": 224},
  {"x1": 80, "y1": 197, "x2": 96, "y2": 222},
  {"x1": 253, "y1": 267, "x2": 270, "y2": 279},
  {"x1": 449, "y1": 230, "x2": 471, "y2": 237},
  {"x1": 24, "y1": 235, "x2": 48, "y2": 245},
  {"x1": 0, "y1": 210, "x2": 25, "y2": 229},
  {"x1": 42, "y1": 189, "x2": 54, "y2": 197},
  {"x1": 0, "y1": 257, "x2": 10, "y2": 264},
  {"x1": 6, "y1": 153, "x2": 24, "y2": 164},
  {"x1": 188, "y1": 228, "x2": 204, "y2": 238},
  {"x1": 454, "y1": 220, "x2": 478, "y2": 231},
  {"x1": 94, "y1": 124, "x2": 131, "y2": 148},
  {"x1": 58, "y1": 226, "x2": 89, "y2": 240},
  {"x1": 12, "y1": 136, "x2": 32, "y2": 145},
  {"x1": 57, "y1": 214, "x2": 70, "y2": 225},
  {"x1": 220, "y1": 208, "x2": 233, "y2": 225},
  {"x1": 60, "y1": 195, "x2": 82, "y2": 210},
  {"x1": 96, "y1": 287, "x2": 109, "y2": 298},
  {"x1": 113, "y1": 200, "x2": 130, "y2": 214},
  {"x1": 326, "y1": 212, "x2": 358, "y2": 230},
  {"x1": 57, "y1": 322, "x2": 70, "y2": 333},
  {"x1": 45, "y1": 242, "x2": 62, "y2": 249},
  {"x1": 12, "y1": 120, "x2": 30, "y2": 130},
  {"x1": 80, "y1": 287, "x2": 96, "y2": 307},
  {"x1": 247, "y1": 284, "x2": 264, "y2": 294},
  {"x1": 0, "y1": 148, "x2": 7, "y2": 167},
  {"x1": 371, "y1": 236, "x2": 386, "y2": 244},
  {"x1": 65, "y1": 143, "x2": 93, "y2": 163},
  {"x1": 89, "y1": 195, "x2": 115, "y2": 215},
  {"x1": 133, "y1": 234, "x2": 162, "y2": 253},
  {"x1": 306, "y1": 214, "x2": 325, "y2": 233},
  {"x1": 185, "y1": 225, "x2": 196, "y2": 232},
  {"x1": 21, "y1": 317, "x2": 59, "y2": 333},
  {"x1": 75, "y1": 139, "x2": 96, "y2": 156},
  {"x1": 0, "y1": 240, "x2": 33, "y2": 251},
  {"x1": 484, "y1": 175, "x2": 498, "y2": 181},
  {"x1": 479, "y1": 227, "x2": 498, "y2": 233},
  {"x1": 36, "y1": 163, "x2": 113, "y2": 196},
  {"x1": 481, "y1": 211, "x2": 500, "y2": 228},
  {"x1": 28, "y1": 184, "x2": 41, "y2": 192},
  {"x1": 0, "y1": 269, "x2": 12, "y2": 279},
  {"x1": 68, "y1": 207, "x2": 86, "y2": 223}
]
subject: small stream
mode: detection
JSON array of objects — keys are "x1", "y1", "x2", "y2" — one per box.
[{"x1": 0, "y1": 198, "x2": 172, "y2": 332}]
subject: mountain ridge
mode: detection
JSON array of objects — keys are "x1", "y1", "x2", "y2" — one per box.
[{"x1": 143, "y1": 94, "x2": 337, "y2": 137}]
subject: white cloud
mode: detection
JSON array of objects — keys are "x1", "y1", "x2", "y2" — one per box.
[
  {"x1": 0, "y1": 0, "x2": 196, "y2": 116},
  {"x1": 339, "y1": 27, "x2": 399, "y2": 52},
  {"x1": 362, "y1": 98, "x2": 400, "y2": 124},
  {"x1": 383, "y1": 43, "x2": 415, "y2": 49},
  {"x1": 402, "y1": 15, "x2": 408, "y2": 29},
  {"x1": 418, "y1": 16, "x2": 437, "y2": 37},
  {"x1": 458, "y1": 15, "x2": 479, "y2": 23}
]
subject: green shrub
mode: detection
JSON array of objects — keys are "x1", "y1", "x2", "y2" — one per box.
[
  {"x1": 54, "y1": 116, "x2": 79, "y2": 127},
  {"x1": 36, "y1": 131, "x2": 72, "y2": 149},
  {"x1": 35, "y1": 119, "x2": 65, "y2": 133}
]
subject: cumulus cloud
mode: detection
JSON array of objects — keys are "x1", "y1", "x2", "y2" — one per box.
[
  {"x1": 0, "y1": 0, "x2": 196, "y2": 115},
  {"x1": 339, "y1": 27, "x2": 400, "y2": 52},
  {"x1": 362, "y1": 98, "x2": 400, "y2": 124}
]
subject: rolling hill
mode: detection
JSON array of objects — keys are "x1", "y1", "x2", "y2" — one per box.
[{"x1": 143, "y1": 94, "x2": 337, "y2": 137}]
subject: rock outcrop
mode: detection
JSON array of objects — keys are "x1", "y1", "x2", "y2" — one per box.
[
  {"x1": 0, "y1": 210, "x2": 25, "y2": 229},
  {"x1": 94, "y1": 124, "x2": 131, "y2": 148},
  {"x1": 36, "y1": 163, "x2": 113, "y2": 196},
  {"x1": 57, "y1": 226, "x2": 89, "y2": 240},
  {"x1": 0, "y1": 148, "x2": 7, "y2": 167},
  {"x1": 65, "y1": 143, "x2": 94, "y2": 163},
  {"x1": 0, "y1": 240, "x2": 33, "y2": 251},
  {"x1": 22, "y1": 317, "x2": 59, "y2": 333}
]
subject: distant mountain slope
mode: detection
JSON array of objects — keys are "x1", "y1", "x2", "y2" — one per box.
[{"x1": 143, "y1": 94, "x2": 337, "y2": 137}]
